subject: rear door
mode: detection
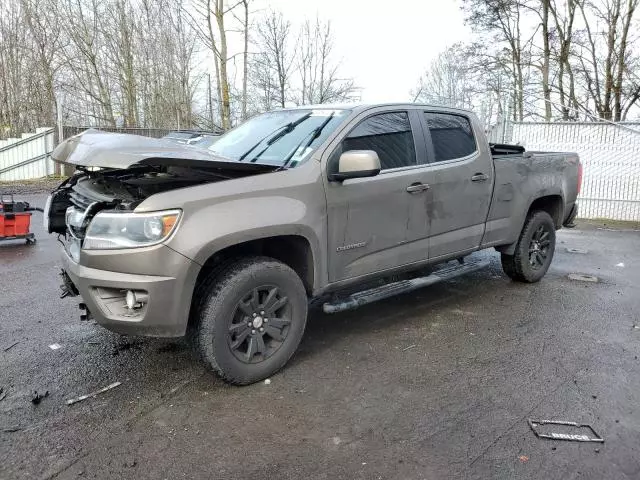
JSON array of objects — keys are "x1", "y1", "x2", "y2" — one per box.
[
  {"x1": 419, "y1": 111, "x2": 493, "y2": 259},
  {"x1": 324, "y1": 109, "x2": 431, "y2": 282}
]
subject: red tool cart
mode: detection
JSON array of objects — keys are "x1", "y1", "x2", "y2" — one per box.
[{"x1": 0, "y1": 194, "x2": 43, "y2": 245}]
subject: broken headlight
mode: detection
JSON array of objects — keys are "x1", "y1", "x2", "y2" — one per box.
[{"x1": 83, "y1": 209, "x2": 181, "y2": 250}]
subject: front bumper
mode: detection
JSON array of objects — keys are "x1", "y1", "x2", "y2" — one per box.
[{"x1": 61, "y1": 245, "x2": 199, "y2": 337}]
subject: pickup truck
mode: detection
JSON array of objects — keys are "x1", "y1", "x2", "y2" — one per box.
[{"x1": 46, "y1": 104, "x2": 581, "y2": 385}]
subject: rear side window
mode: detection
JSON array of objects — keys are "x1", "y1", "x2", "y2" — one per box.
[
  {"x1": 424, "y1": 112, "x2": 477, "y2": 162},
  {"x1": 342, "y1": 112, "x2": 416, "y2": 170}
]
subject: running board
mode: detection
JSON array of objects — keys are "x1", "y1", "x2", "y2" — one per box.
[{"x1": 322, "y1": 259, "x2": 490, "y2": 314}]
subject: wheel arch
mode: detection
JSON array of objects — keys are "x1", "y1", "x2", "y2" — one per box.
[
  {"x1": 496, "y1": 194, "x2": 564, "y2": 255},
  {"x1": 192, "y1": 234, "x2": 316, "y2": 297}
]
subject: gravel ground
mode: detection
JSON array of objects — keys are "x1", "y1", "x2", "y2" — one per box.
[
  {"x1": 1, "y1": 198, "x2": 639, "y2": 480},
  {"x1": 0, "y1": 178, "x2": 65, "y2": 195}
]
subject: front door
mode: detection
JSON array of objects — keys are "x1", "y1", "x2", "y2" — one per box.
[
  {"x1": 420, "y1": 111, "x2": 493, "y2": 259},
  {"x1": 325, "y1": 110, "x2": 430, "y2": 282}
]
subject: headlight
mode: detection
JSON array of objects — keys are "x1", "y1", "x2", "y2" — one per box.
[{"x1": 83, "y1": 209, "x2": 181, "y2": 250}]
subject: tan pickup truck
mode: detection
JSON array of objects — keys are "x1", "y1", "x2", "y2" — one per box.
[{"x1": 46, "y1": 103, "x2": 581, "y2": 384}]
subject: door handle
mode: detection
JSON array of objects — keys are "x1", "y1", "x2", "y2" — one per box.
[
  {"x1": 471, "y1": 173, "x2": 489, "y2": 182},
  {"x1": 406, "y1": 183, "x2": 430, "y2": 193}
]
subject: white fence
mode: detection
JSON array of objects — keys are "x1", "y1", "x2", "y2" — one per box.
[
  {"x1": 0, "y1": 127, "x2": 56, "y2": 181},
  {"x1": 508, "y1": 122, "x2": 640, "y2": 221}
]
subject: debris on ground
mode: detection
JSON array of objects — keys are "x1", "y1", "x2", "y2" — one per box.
[
  {"x1": 111, "y1": 341, "x2": 142, "y2": 356},
  {"x1": 264, "y1": 378, "x2": 271, "y2": 385},
  {"x1": 0, "y1": 387, "x2": 7, "y2": 401},
  {"x1": 3, "y1": 341, "x2": 19, "y2": 352},
  {"x1": 566, "y1": 248, "x2": 588, "y2": 254},
  {"x1": 528, "y1": 419, "x2": 604, "y2": 443},
  {"x1": 518, "y1": 455, "x2": 529, "y2": 463},
  {"x1": 66, "y1": 382, "x2": 122, "y2": 406},
  {"x1": 48, "y1": 343, "x2": 62, "y2": 350},
  {"x1": 31, "y1": 390, "x2": 49, "y2": 405},
  {"x1": 568, "y1": 273, "x2": 599, "y2": 283},
  {"x1": 161, "y1": 379, "x2": 192, "y2": 398},
  {"x1": 633, "y1": 325, "x2": 640, "y2": 330},
  {"x1": 2, "y1": 426, "x2": 22, "y2": 433},
  {"x1": 402, "y1": 344, "x2": 417, "y2": 351},
  {"x1": 616, "y1": 262, "x2": 625, "y2": 267}
]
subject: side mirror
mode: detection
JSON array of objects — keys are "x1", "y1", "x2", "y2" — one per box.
[{"x1": 329, "y1": 150, "x2": 381, "y2": 182}]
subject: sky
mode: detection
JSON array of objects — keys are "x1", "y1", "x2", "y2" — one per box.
[{"x1": 257, "y1": 0, "x2": 471, "y2": 103}]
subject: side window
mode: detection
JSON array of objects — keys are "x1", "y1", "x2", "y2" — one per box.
[
  {"x1": 424, "y1": 112, "x2": 477, "y2": 162},
  {"x1": 341, "y1": 112, "x2": 416, "y2": 170}
]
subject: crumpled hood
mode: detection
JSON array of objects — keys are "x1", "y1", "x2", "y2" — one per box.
[{"x1": 52, "y1": 129, "x2": 274, "y2": 172}]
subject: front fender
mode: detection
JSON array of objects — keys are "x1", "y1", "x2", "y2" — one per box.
[{"x1": 164, "y1": 195, "x2": 326, "y2": 288}]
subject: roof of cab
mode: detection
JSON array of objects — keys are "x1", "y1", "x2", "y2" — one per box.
[{"x1": 280, "y1": 102, "x2": 474, "y2": 115}]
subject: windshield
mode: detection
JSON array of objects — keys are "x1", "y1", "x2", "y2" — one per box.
[{"x1": 209, "y1": 109, "x2": 350, "y2": 167}]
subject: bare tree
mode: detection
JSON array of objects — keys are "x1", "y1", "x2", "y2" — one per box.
[
  {"x1": 412, "y1": 43, "x2": 512, "y2": 130},
  {"x1": 239, "y1": 0, "x2": 250, "y2": 119},
  {"x1": 549, "y1": 0, "x2": 579, "y2": 119},
  {"x1": 463, "y1": 0, "x2": 531, "y2": 121},
  {"x1": 254, "y1": 10, "x2": 293, "y2": 108},
  {"x1": 1, "y1": 1, "x2": 358, "y2": 138},
  {"x1": 297, "y1": 18, "x2": 358, "y2": 105},
  {"x1": 411, "y1": 45, "x2": 475, "y2": 108},
  {"x1": 191, "y1": 0, "x2": 248, "y2": 129},
  {"x1": 574, "y1": 0, "x2": 640, "y2": 120}
]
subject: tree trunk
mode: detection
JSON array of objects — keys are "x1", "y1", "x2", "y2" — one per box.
[
  {"x1": 541, "y1": 0, "x2": 552, "y2": 121},
  {"x1": 613, "y1": 0, "x2": 638, "y2": 121},
  {"x1": 241, "y1": 0, "x2": 249, "y2": 119},
  {"x1": 215, "y1": 0, "x2": 230, "y2": 129}
]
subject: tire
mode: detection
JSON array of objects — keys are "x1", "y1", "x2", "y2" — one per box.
[
  {"x1": 191, "y1": 256, "x2": 308, "y2": 385},
  {"x1": 501, "y1": 210, "x2": 556, "y2": 283}
]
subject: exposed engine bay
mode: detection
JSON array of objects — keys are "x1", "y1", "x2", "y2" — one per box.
[{"x1": 47, "y1": 163, "x2": 275, "y2": 237}]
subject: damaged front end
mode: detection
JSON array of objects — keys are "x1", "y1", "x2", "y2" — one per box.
[
  {"x1": 47, "y1": 128, "x2": 277, "y2": 241},
  {"x1": 47, "y1": 129, "x2": 277, "y2": 307}
]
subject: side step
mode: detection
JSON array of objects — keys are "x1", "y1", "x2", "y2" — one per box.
[{"x1": 322, "y1": 259, "x2": 490, "y2": 314}]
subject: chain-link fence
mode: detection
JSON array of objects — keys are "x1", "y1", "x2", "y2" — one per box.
[{"x1": 502, "y1": 122, "x2": 640, "y2": 222}]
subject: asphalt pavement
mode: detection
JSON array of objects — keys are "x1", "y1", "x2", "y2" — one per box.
[{"x1": 1, "y1": 194, "x2": 639, "y2": 479}]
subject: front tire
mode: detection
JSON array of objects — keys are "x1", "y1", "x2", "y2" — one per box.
[
  {"x1": 192, "y1": 256, "x2": 308, "y2": 385},
  {"x1": 501, "y1": 210, "x2": 556, "y2": 283}
]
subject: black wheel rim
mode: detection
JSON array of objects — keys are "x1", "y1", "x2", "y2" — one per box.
[
  {"x1": 227, "y1": 285, "x2": 291, "y2": 364},
  {"x1": 528, "y1": 225, "x2": 551, "y2": 270}
]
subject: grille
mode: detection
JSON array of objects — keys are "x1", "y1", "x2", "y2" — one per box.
[{"x1": 69, "y1": 189, "x2": 94, "y2": 211}]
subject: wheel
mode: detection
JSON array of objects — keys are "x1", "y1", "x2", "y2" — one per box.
[
  {"x1": 26, "y1": 236, "x2": 36, "y2": 245},
  {"x1": 191, "y1": 256, "x2": 308, "y2": 385},
  {"x1": 501, "y1": 210, "x2": 556, "y2": 283}
]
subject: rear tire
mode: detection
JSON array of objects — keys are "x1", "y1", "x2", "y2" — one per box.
[
  {"x1": 191, "y1": 256, "x2": 308, "y2": 385},
  {"x1": 501, "y1": 210, "x2": 556, "y2": 283}
]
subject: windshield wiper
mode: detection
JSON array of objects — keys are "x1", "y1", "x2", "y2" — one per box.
[
  {"x1": 279, "y1": 112, "x2": 335, "y2": 170},
  {"x1": 238, "y1": 112, "x2": 312, "y2": 162}
]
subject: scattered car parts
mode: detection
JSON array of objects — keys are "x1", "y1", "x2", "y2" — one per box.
[
  {"x1": 528, "y1": 419, "x2": 604, "y2": 443},
  {"x1": 66, "y1": 381, "x2": 122, "y2": 406}
]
